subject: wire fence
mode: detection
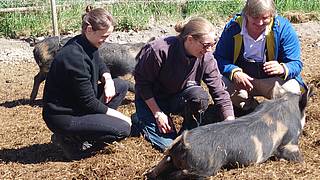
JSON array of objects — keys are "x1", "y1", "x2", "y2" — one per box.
[
  {"x1": 1, "y1": 0, "x2": 319, "y2": 38},
  {"x1": 0, "y1": 0, "x2": 222, "y2": 38},
  {"x1": 0, "y1": 0, "x2": 101, "y2": 12},
  {"x1": 0, "y1": 0, "x2": 192, "y2": 12}
]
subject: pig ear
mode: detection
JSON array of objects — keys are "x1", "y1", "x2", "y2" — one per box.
[
  {"x1": 271, "y1": 81, "x2": 286, "y2": 99},
  {"x1": 299, "y1": 85, "x2": 314, "y2": 111}
]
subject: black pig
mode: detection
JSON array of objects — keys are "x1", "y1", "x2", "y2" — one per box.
[
  {"x1": 146, "y1": 82, "x2": 313, "y2": 179},
  {"x1": 30, "y1": 36, "x2": 147, "y2": 103}
]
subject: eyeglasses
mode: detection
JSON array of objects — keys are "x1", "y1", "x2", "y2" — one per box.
[
  {"x1": 198, "y1": 41, "x2": 216, "y2": 50},
  {"x1": 191, "y1": 35, "x2": 216, "y2": 50}
]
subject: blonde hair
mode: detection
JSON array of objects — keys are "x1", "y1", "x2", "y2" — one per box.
[
  {"x1": 81, "y1": 5, "x2": 115, "y2": 34},
  {"x1": 175, "y1": 17, "x2": 214, "y2": 39},
  {"x1": 242, "y1": 0, "x2": 276, "y2": 17}
]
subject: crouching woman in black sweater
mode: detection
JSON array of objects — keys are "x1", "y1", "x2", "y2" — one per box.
[{"x1": 42, "y1": 7, "x2": 131, "y2": 160}]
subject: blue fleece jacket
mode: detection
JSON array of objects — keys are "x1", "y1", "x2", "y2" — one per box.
[{"x1": 214, "y1": 14, "x2": 305, "y2": 88}]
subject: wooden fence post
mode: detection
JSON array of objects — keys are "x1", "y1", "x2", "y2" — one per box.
[{"x1": 50, "y1": 0, "x2": 59, "y2": 36}]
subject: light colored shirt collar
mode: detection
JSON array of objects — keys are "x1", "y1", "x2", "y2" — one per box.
[{"x1": 241, "y1": 16, "x2": 267, "y2": 62}]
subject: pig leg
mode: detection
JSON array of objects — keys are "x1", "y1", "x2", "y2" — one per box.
[
  {"x1": 168, "y1": 169, "x2": 207, "y2": 180},
  {"x1": 276, "y1": 141, "x2": 304, "y2": 162},
  {"x1": 30, "y1": 71, "x2": 47, "y2": 104},
  {"x1": 144, "y1": 155, "x2": 174, "y2": 179}
]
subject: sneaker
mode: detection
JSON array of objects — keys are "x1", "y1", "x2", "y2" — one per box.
[{"x1": 51, "y1": 134, "x2": 94, "y2": 160}]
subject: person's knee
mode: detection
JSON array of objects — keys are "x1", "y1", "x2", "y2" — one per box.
[
  {"x1": 106, "y1": 115, "x2": 132, "y2": 138},
  {"x1": 147, "y1": 133, "x2": 174, "y2": 152},
  {"x1": 183, "y1": 86, "x2": 209, "y2": 113},
  {"x1": 141, "y1": 119, "x2": 175, "y2": 152},
  {"x1": 116, "y1": 122, "x2": 131, "y2": 138},
  {"x1": 113, "y1": 78, "x2": 129, "y2": 94},
  {"x1": 156, "y1": 139, "x2": 173, "y2": 152},
  {"x1": 115, "y1": 125, "x2": 131, "y2": 140}
]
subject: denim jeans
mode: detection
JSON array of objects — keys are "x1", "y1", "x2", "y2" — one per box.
[{"x1": 135, "y1": 86, "x2": 209, "y2": 152}]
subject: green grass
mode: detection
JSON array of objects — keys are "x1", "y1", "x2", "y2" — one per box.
[
  {"x1": 275, "y1": 0, "x2": 320, "y2": 12},
  {"x1": 107, "y1": 1, "x2": 183, "y2": 31},
  {"x1": 0, "y1": 0, "x2": 319, "y2": 38},
  {"x1": 182, "y1": 0, "x2": 244, "y2": 22},
  {"x1": 0, "y1": 11, "x2": 51, "y2": 37}
]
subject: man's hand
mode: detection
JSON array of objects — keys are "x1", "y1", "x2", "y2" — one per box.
[
  {"x1": 154, "y1": 111, "x2": 174, "y2": 134},
  {"x1": 263, "y1": 61, "x2": 285, "y2": 76},
  {"x1": 232, "y1": 71, "x2": 254, "y2": 91}
]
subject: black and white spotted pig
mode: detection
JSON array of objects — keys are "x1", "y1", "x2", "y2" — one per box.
[{"x1": 145, "y1": 82, "x2": 313, "y2": 179}]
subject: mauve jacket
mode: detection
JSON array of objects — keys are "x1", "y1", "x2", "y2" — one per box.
[{"x1": 134, "y1": 36, "x2": 234, "y2": 119}]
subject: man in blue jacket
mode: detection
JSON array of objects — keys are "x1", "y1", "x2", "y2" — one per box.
[{"x1": 214, "y1": 0, "x2": 305, "y2": 113}]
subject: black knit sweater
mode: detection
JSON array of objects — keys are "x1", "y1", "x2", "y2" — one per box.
[{"x1": 43, "y1": 34, "x2": 109, "y2": 117}]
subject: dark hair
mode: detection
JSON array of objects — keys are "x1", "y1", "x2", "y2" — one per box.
[{"x1": 81, "y1": 5, "x2": 115, "y2": 34}]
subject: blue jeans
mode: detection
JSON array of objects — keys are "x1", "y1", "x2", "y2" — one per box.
[{"x1": 135, "y1": 86, "x2": 209, "y2": 152}]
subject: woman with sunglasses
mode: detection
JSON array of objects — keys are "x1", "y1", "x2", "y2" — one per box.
[
  {"x1": 134, "y1": 17, "x2": 235, "y2": 152},
  {"x1": 214, "y1": 0, "x2": 305, "y2": 115}
]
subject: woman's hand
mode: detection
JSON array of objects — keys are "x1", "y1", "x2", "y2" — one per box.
[
  {"x1": 263, "y1": 61, "x2": 285, "y2": 76},
  {"x1": 154, "y1": 111, "x2": 174, "y2": 134},
  {"x1": 144, "y1": 98, "x2": 174, "y2": 134},
  {"x1": 233, "y1": 71, "x2": 254, "y2": 91},
  {"x1": 102, "y1": 73, "x2": 115, "y2": 103}
]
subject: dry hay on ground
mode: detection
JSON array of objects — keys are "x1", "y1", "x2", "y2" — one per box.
[
  {"x1": 283, "y1": 11, "x2": 319, "y2": 23},
  {"x1": 0, "y1": 36, "x2": 320, "y2": 180}
]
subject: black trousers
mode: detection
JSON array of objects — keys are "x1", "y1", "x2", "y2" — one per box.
[{"x1": 44, "y1": 78, "x2": 130, "y2": 143}]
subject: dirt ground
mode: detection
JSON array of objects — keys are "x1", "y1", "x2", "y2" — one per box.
[{"x1": 0, "y1": 20, "x2": 320, "y2": 180}]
